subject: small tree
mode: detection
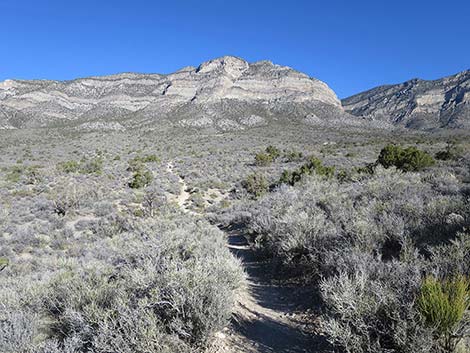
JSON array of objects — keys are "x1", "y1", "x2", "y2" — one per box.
[{"x1": 417, "y1": 275, "x2": 470, "y2": 352}]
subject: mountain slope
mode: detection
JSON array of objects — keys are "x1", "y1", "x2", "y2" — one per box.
[
  {"x1": 342, "y1": 70, "x2": 470, "y2": 129},
  {"x1": 0, "y1": 56, "x2": 350, "y2": 131}
]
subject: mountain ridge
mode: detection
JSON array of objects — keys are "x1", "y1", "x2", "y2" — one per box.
[
  {"x1": 0, "y1": 56, "x2": 351, "y2": 131},
  {"x1": 2, "y1": 57, "x2": 468, "y2": 132},
  {"x1": 342, "y1": 69, "x2": 470, "y2": 129}
]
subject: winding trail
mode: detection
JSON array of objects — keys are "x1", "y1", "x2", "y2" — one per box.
[
  {"x1": 167, "y1": 162, "x2": 326, "y2": 353},
  {"x1": 216, "y1": 224, "x2": 327, "y2": 353},
  {"x1": 166, "y1": 162, "x2": 192, "y2": 212}
]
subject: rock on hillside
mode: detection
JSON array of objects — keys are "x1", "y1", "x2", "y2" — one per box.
[
  {"x1": 0, "y1": 56, "x2": 349, "y2": 131},
  {"x1": 342, "y1": 70, "x2": 470, "y2": 129}
]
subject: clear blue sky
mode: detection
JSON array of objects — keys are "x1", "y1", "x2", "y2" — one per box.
[{"x1": 1, "y1": 0, "x2": 469, "y2": 98}]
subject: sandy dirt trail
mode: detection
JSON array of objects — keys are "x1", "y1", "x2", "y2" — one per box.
[{"x1": 167, "y1": 162, "x2": 326, "y2": 353}]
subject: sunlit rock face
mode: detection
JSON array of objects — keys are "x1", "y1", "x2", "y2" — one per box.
[
  {"x1": 342, "y1": 70, "x2": 470, "y2": 129},
  {"x1": 0, "y1": 56, "x2": 346, "y2": 131}
]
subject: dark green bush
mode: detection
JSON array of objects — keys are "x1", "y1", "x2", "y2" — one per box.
[
  {"x1": 242, "y1": 173, "x2": 268, "y2": 197},
  {"x1": 254, "y1": 152, "x2": 273, "y2": 166},
  {"x1": 265, "y1": 145, "x2": 281, "y2": 160},
  {"x1": 354, "y1": 163, "x2": 376, "y2": 175},
  {"x1": 377, "y1": 144, "x2": 435, "y2": 172},
  {"x1": 278, "y1": 156, "x2": 335, "y2": 186},
  {"x1": 254, "y1": 146, "x2": 281, "y2": 166},
  {"x1": 128, "y1": 154, "x2": 160, "y2": 172},
  {"x1": 129, "y1": 169, "x2": 153, "y2": 189},
  {"x1": 336, "y1": 169, "x2": 352, "y2": 182},
  {"x1": 279, "y1": 169, "x2": 293, "y2": 185}
]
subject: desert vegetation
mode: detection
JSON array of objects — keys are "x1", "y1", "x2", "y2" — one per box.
[
  {"x1": 0, "y1": 124, "x2": 469, "y2": 352},
  {"x1": 222, "y1": 139, "x2": 470, "y2": 352},
  {"x1": 0, "y1": 133, "x2": 245, "y2": 353}
]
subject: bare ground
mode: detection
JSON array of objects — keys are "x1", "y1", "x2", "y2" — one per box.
[{"x1": 211, "y1": 224, "x2": 330, "y2": 353}]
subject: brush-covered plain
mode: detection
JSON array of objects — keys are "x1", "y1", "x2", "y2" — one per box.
[{"x1": 0, "y1": 123, "x2": 469, "y2": 353}]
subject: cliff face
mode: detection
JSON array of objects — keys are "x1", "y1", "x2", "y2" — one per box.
[
  {"x1": 0, "y1": 56, "x2": 345, "y2": 131},
  {"x1": 342, "y1": 70, "x2": 470, "y2": 129}
]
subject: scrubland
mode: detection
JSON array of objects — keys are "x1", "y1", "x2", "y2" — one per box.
[{"x1": 0, "y1": 124, "x2": 469, "y2": 352}]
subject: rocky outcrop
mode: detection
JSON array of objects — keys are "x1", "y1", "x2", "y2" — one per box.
[
  {"x1": 342, "y1": 70, "x2": 470, "y2": 129},
  {"x1": 0, "y1": 56, "x2": 346, "y2": 131}
]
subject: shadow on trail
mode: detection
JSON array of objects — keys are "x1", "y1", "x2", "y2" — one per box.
[{"x1": 220, "y1": 223, "x2": 330, "y2": 353}]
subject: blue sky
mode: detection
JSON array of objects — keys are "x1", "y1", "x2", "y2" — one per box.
[{"x1": 1, "y1": 0, "x2": 469, "y2": 98}]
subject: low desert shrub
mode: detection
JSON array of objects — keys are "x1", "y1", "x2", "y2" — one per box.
[
  {"x1": 57, "y1": 160, "x2": 80, "y2": 174},
  {"x1": 79, "y1": 157, "x2": 103, "y2": 174},
  {"x1": 140, "y1": 154, "x2": 160, "y2": 163},
  {"x1": 129, "y1": 169, "x2": 153, "y2": 189},
  {"x1": 254, "y1": 146, "x2": 281, "y2": 166},
  {"x1": 243, "y1": 166, "x2": 469, "y2": 352},
  {"x1": 49, "y1": 180, "x2": 100, "y2": 216},
  {"x1": 284, "y1": 149, "x2": 303, "y2": 162},
  {"x1": 430, "y1": 232, "x2": 470, "y2": 277},
  {"x1": 265, "y1": 145, "x2": 281, "y2": 160},
  {"x1": 57, "y1": 157, "x2": 103, "y2": 175},
  {"x1": 417, "y1": 275, "x2": 470, "y2": 352},
  {"x1": 254, "y1": 152, "x2": 273, "y2": 166},
  {"x1": 37, "y1": 216, "x2": 244, "y2": 353},
  {"x1": 5, "y1": 165, "x2": 25, "y2": 183},
  {"x1": 435, "y1": 142, "x2": 464, "y2": 161},
  {"x1": 321, "y1": 261, "x2": 434, "y2": 353},
  {"x1": 278, "y1": 156, "x2": 335, "y2": 186},
  {"x1": 242, "y1": 172, "x2": 268, "y2": 198},
  {"x1": 2, "y1": 209, "x2": 244, "y2": 353},
  {"x1": 0, "y1": 310, "x2": 38, "y2": 353},
  {"x1": 129, "y1": 154, "x2": 160, "y2": 171}
]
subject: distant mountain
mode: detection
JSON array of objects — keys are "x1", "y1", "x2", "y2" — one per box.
[
  {"x1": 0, "y1": 56, "x2": 353, "y2": 132},
  {"x1": 342, "y1": 70, "x2": 470, "y2": 129}
]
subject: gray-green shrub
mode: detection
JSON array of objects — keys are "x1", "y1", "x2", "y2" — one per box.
[{"x1": 3, "y1": 211, "x2": 244, "y2": 353}]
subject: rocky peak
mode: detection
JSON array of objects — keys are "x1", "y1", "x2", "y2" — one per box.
[{"x1": 196, "y1": 56, "x2": 249, "y2": 78}]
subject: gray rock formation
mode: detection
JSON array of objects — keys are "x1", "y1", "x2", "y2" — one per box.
[
  {"x1": 0, "y1": 56, "x2": 349, "y2": 131},
  {"x1": 342, "y1": 70, "x2": 470, "y2": 129}
]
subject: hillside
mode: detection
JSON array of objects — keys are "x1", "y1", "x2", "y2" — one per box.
[
  {"x1": 342, "y1": 70, "x2": 470, "y2": 129},
  {"x1": 0, "y1": 56, "x2": 352, "y2": 131}
]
